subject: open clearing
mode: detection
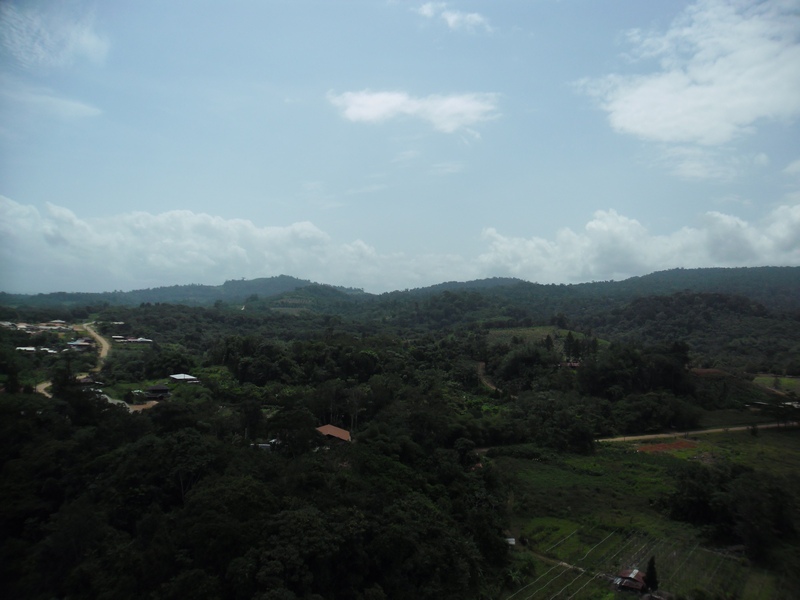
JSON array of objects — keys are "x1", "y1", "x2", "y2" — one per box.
[
  {"x1": 500, "y1": 428, "x2": 800, "y2": 599},
  {"x1": 636, "y1": 439, "x2": 698, "y2": 453}
]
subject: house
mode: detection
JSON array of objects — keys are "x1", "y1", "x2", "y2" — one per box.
[
  {"x1": 615, "y1": 568, "x2": 647, "y2": 593},
  {"x1": 118, "y1": 337, "x2": 153, "y2": 344},
  {"x1": 169, "y1": 373, "x2": 199, "y2": 383},
  {"x1": 68, "y1": 339, "x2": 94, "y2": 351},
  {"x1": 145, "y1": 384, "x2": 170, "y2": 399},
  {"x1": 316, "y1": 424, "x2": 352, "y2": 443}
]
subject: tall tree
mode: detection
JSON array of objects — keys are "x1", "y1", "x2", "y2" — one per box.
[{"x1": 646, "y1": 555, "x2": 659, "y2": 591}]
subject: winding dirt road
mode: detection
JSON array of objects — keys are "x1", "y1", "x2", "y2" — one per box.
[{"x1": 35, "y1": 323, "x2": 111, "y2": 398}]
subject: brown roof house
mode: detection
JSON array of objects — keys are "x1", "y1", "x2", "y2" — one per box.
[
  {"x1": 615, "y1": 568, "x2": 647, "y2": 593},
  {"x1": 316, "y1": 424, "x2": 352, "y2": 443}
]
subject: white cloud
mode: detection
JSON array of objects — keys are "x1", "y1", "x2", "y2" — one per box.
[
  {"x1": 2, "y1": 197, "x2": 799, "y2": 294},
  {"x1": 416, "y1": 3, "x2": 445, "y2": 19},
  {"x1": 0, "y1": 196, "x2": 466, "y2": 294},
  {"x1": 579, "y1": 0, "x2": 800, "y2": 146},
  {"x1": 657, "y1": 146, "x2": 737, "y2": 180},
  {"x1": 416, "y1": 3, "x2": 492, "y2": 32},
  {"x1": 0, "y1": 2, "x2": 108, "y2": 69},
  {"x1": 478, "y1": 206, "x2": 800, "y2": 283},
  {"x1": 654, "y1": 146, "x2": 775, "y2": 181},
  {"x1": 328, "y1": 90, "x2": 499, "y2": 133},
  {"x1": 441, "y1": 10, "x2": 492, "y2": 33}
]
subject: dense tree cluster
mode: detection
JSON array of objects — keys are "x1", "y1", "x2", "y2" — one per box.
[
  {"x1": 664, "y1": 459, "x2": 795, "y2": 559},
  {"x1": 0, "y1": 390, "x2": 507, "y2": 600}
]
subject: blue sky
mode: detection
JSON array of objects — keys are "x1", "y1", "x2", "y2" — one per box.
[{"x1": 1, "y1": 0, "x2": 799, "y2": 293}]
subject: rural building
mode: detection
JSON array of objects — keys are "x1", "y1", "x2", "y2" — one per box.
[
  {"x1": 316, "y1": 424, "x2": 352, "y2": 443},
  {"x1": 169, "y1": 373, "x2": 199, "y2": 383},
  {"x1": 117, "y1": 337, "x2": 154, "y2": 344},
  {"x1": 68, "y1": 339, "x2": 94, "y2": 351},
  {"x1": 145, "y1": 384, "x2": 170, "y2": 399},
  {"x1": 615, "y1": 568, "x2": 647, "y2": 593}
]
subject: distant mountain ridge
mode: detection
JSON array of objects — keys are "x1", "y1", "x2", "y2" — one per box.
[
  {"x1": 0, "y1": 275, "x2": 364, "y2": 308},
  {"x1": 1, "y1": 267, "x2": 799, "y2": 312}
]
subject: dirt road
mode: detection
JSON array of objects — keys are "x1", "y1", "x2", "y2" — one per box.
[
  {"x1": 476, "y1": 362, "x2": 499, "y2": 392},
  {"x1": 598, "y1": 421, "x2": 798, "y2": 443},
  {"x1": 35, "y1": 323, "x2": 111, "y2": 398},
  {"x1": 79, "y1": 322, "x2": 111, "y2": 372}
]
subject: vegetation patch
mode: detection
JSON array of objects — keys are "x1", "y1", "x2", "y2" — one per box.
[{"x1": 637, "y1": 438, "x2": 698, "y2": 453}]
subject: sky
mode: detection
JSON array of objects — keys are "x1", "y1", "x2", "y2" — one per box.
[{"x1": 1, "y1": 0, "x2": 799, "y2": 294}]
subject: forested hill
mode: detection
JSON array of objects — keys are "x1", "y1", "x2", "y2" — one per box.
[
  {"x1": 0, "y1": 275, "x2": 366, "y2": 308},
  {"x1": 595, "y1": 266, "x2": 800, "y2": 312},
  {"x1": 1, "y1": 266, "x2": 799, "y2": 312},
  {"x1": 393, "y1": 267, "x2": 800, "y2": 311}
]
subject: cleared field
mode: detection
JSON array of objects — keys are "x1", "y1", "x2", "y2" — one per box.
[
  {"x1": 753, "y1": 375, "x2": 800, "y2": 394},
  {"x1": 499, "y1": 428, "x2": 800, "y2": 599}
]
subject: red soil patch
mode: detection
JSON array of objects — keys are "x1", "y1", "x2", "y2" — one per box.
[
  {"x1": 637, "y1": 439, "x2": 698, "y2": 453},
  {"x1": 129, "y1": 400, "x2": 159, "y2": 412}
]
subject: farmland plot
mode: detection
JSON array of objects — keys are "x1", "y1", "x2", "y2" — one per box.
[{"x1": 506, "y1": 527, "x2": 756, "y2": 600}]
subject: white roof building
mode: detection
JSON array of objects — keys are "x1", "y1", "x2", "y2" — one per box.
[{"x1": 169, "y1": 373, "x2": 199, "y2": 383}]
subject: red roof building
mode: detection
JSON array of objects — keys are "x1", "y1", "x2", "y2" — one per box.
[{"x1": 316, "y1": 424, "x2": 352, "y2": 442}]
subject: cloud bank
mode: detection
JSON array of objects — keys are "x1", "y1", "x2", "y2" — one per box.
[
  {"x1": 2, "y1": 196, "x2": 799, "y2": 294},
  {"x1": 328, "y1": 90, "x2": 499, "y2": 133}
]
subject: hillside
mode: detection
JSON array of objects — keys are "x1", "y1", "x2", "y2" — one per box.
[
  {"x1": 0, "y1": 275, "x2": 366, "y2": 309},
  {"x1": 2, "y1": 267, "x2": 799, "y2": 312}
]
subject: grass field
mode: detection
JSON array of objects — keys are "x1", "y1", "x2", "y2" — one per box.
[
  {"x1": 753, "y1": 375, "x2": 800, "y2": 395},
  {"x1": 498, "y1": 427, "x2": 800, "y2": 599},
  {"x1": 698, "y1": 407, "x2": 776, "y2": 428}
]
